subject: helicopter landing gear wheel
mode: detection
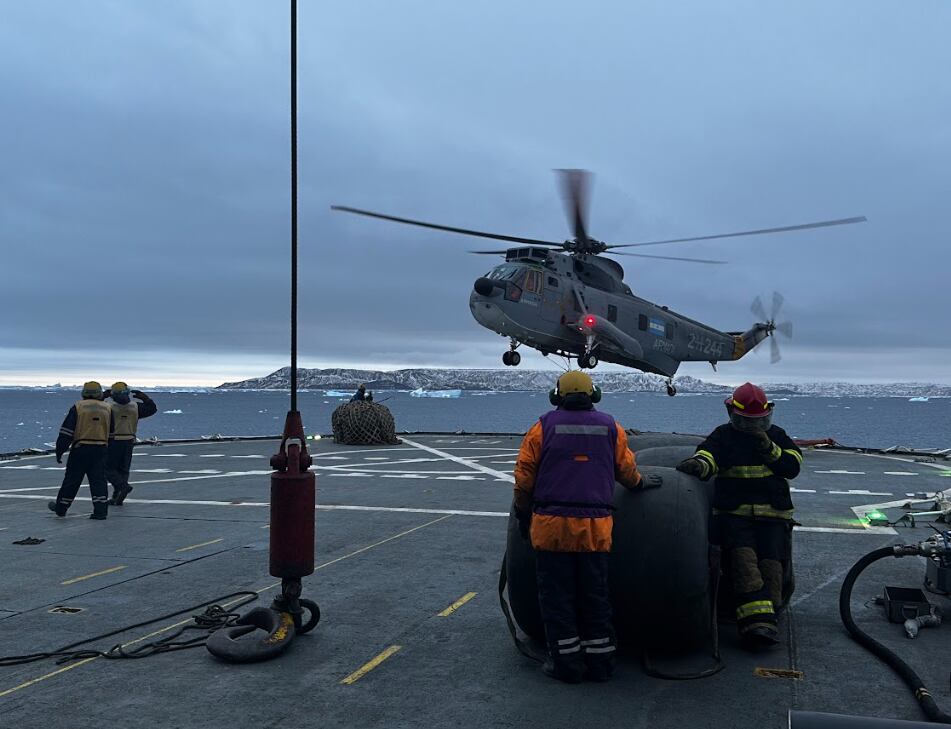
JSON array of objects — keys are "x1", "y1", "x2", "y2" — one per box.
[
  {"x1": 502, "y1": 351, "x2": 521, "y2": 367},
  {"x1": 579, "y1": 353, "x2": 598, "y2": 369},
  {"x1": 666, "y1": 381, "x2": 677, "y2": 397}
]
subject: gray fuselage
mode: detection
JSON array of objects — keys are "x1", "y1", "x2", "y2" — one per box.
[{"x1": 468, "y1": 247, "x2": 766, "y2": 377}]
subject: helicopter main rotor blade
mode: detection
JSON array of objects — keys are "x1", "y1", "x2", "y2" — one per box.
[
  {"x1": 604, "y1": 216, "x2": 867, "y2": 250},
  {"x1": 468, "y1": 249, "x2": 514, "y2": 255},
  {"x1": 556, "y1": 169, "x2": 591, "y2": 244},
  {"x1": 776, "y1": 321, "x2": 793, "y2": 338},
  {"x1": 331, "y1": 206, "x2": 563, "y2": 247},
  {"x1": 609, "y1": 251, "x2": 726, "y2": 264}
]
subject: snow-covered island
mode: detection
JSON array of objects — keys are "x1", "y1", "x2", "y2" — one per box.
[{"x1": 216, "y1": 367, "x2": 951, "y2": 398}]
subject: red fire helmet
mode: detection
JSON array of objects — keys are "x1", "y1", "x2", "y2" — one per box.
[{"x1": 724, "y1": 382, "x2": 773, "y2": 418}]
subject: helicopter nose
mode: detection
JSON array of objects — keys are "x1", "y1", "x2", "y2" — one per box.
[{"x1": 473, "y1": 277, "x2": 501, "y2": 297}]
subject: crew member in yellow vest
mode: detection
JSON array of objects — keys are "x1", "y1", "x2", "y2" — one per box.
[
  {"x1": 104, "y1": 383, "x2": 157, "y2": 505},
  {"x1": 49, "y1": 381, "x2": 115, "y2": 520}
]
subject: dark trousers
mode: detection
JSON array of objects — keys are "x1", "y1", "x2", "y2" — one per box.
[
  {"x1": 535, "y1": 551, "x2": 616, "y2": 679},
  {"x1": 717, "y1": 515, "x2": 785, "y2": 635},
  {"x1": 55, "y1": 445, "x2": 109, "y2": 517},
  {"x1": 106, "y1": 440, "x2": 135, "y2": 496}
]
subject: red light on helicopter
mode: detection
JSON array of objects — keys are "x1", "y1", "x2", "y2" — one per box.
[{"x1": 584, "y1": 315, "x2": 596, "y2": 327}]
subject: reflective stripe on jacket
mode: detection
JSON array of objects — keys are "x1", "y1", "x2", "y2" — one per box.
[{"x1": 690, "y1": 423, "x2": 801, "y2": 516}]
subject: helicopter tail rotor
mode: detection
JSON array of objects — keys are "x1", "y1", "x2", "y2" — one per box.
[{"x1": 751, "y1": 292, "x2": 793, "y2": 363}]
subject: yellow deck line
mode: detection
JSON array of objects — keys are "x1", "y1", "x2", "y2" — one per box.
[
  {"x1": 176, "y1": 538, "x2": 224, "y2": 552},
  {"x1": 60, "y1": 565, "x2": 126, "y2": 585},
  {"x1": 1, "y1": 514, "x2": 452, "y2": 699},
  {"x1": 438, "y1": 591, "x2": 477, "y2": 617},
  {"x1": 340, "y1": 645, "x2": 401, "y2": 685}
]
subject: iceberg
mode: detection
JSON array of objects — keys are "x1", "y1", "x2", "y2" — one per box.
[
  {"x1": 324, "y1": 390, "x2": 353, "y2": 397},
  {"x1": 409, "y1": 388, "x2": 462, "y2": 399},
  {"x1": 908, "y1": 396, "x2": 930, "y2": 402},
  {"x1": 162, "y1": 409, "x2": 183, "y2": 415}
]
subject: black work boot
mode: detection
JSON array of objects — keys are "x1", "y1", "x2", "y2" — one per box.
[
  {"x1": 542, "y1": 658, "x2": 583, "y2": 684},
  {"x1": 47, "y1": 501, "x2": 67, "y2": 517},
  {"x1": 113, "y1": 486, "x2": 132, "y2": 506},
  {"x1": 585, "y1": 661, "x2": 614, "y2": 683},
  {"x1": 741, "y1": 624, "x2": 780, "y2": 651}
]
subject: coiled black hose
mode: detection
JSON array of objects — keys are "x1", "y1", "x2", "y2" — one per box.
[{"x1": 838, "y1": 546, "x2": 951, "y2": 724}]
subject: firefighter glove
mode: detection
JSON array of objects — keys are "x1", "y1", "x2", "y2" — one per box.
[
  {"x1": 676, "y1": 458, "x2": 704, "y2": 477},
  {"x1": 641, "y1": 474, "x2": 663, "y2": 489},
  {"x1": 750, "y1": 430, "x2": 772, "y2": 451}
]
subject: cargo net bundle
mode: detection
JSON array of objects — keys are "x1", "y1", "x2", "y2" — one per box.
[{"x1": 331, "y1": 401, "x2": 401, "y2": 445}]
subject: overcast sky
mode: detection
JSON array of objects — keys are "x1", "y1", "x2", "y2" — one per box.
[{"x1": 2, "y1": 1, "x2": 949, "y2": 386}]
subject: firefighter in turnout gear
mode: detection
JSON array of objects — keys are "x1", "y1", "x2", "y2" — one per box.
[
  {"x1": 104, "y1": 383, "x2": 157, "y2": 505},
  {"x1": 49, "y1": 381, "x2": 115, "y2": 520},
  {"x1": 676, "y1": 382, "x2": 802, "y2": 650},
  {"x1": 513, "y1": 371, "x2": 661, "y2": 682}
]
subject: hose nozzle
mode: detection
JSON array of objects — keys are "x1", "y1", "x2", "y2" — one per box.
[{"x1": 893, "y1": 544, "x2": 921, "y2": 557}]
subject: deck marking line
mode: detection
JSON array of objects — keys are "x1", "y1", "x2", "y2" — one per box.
[
  {"x1": 0, "y1": 494, "x2": 508, "y2": 517},
  {"x1": 0, "y1": 657, "x2": 99, "y2": 699},
  {"x1": 794, "y1": 526, "x2": 896, "y2": 535},
  {"x1": 0, "y1": 486, "x2": 60, "y2": 493},
  {"x1": 811, "y1": 449, "x2": 951, "y2": 473},
  {"x1": 0, "y1": 515, "x2": 449, "y2": 699},
  {"x1": 400, "y1": 437, "x2": 514, "y2": 482},
  {"x1": 61, "y1": 565, "x2": 127, "y2": 585},
  {"x1": 176, "y1": 538, "x2": 224, "y2": 552},
  {"x1": 438, "y1": 592, "x2": 477, "y2": 617},
  {"x1": 341, "y1": 645, "x2": 402, "y2": 685},
  {"x1": 828, "y1": 490, "x2": 892, "y2": 496}
]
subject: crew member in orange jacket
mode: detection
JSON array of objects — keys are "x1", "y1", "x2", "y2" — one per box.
[{"x1": 513, "y1": 371, "x2": 661, "y2": 682}]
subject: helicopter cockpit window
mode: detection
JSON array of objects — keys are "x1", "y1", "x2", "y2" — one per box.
[
  {"x1": 488, "y1": 265, "x2": 519, "y2": 281},
  {"x1": 523, "y1": 270, "x2": 542, "y2": 294}
]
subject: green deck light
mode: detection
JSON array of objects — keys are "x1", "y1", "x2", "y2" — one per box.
[{"x1": 866, "y1": 510, "x2": 889, "y2": 526}]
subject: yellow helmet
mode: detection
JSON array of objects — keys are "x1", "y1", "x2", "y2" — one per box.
[
  {"x1": 556, "y1": 370, "x2": 594, "y2": 396},
  {"x1": 111, "y1": 381, "x2": 129, "y2": 394},
  {"x1": 82, "y1": 381, "x2": 103, "y2": 400}
]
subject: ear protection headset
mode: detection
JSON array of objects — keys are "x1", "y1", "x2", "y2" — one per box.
[{"x1": 549, "y1": 380, "x2": 602, "y2": 406}]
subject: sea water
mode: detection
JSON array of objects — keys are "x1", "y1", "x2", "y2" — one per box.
[{"x1": 1, "y1": 389, "x2": 949, "y2": 454}]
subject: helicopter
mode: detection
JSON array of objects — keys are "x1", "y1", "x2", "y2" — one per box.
[{"x1": 332, "y1": 170, "x2": 866, "y2": 395}]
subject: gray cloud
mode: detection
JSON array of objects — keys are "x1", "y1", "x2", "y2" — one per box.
[{"x1": 2, "y1": 1, "x2": 949, "y2": 384}]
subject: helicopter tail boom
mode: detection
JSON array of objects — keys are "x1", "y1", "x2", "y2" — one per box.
[{"x1": 728, "y1": 324, "x2": 772, "y2": 361}]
